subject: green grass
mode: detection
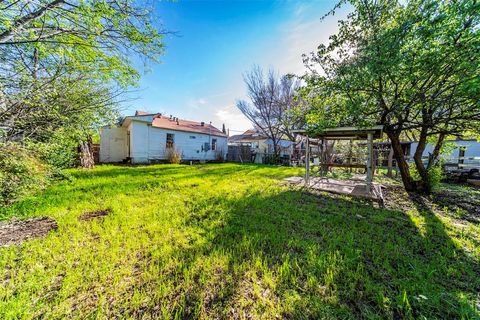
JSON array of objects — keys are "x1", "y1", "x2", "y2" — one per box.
[{"x1": 0, "y1": 163, "x2": 479, "y2": 319}]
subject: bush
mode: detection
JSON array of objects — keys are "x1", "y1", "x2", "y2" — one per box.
[
  {"x1": 25, "y1": 131, "x2": 79, "y2": 169},
  {"x1": 0, "y1": 144, "x2": 51, "y2": 205},
  {"x1": 409, "y1": 162, "x2": 444, "y2": 191},
  {"x1": 166, "y1": 147, "x2": 181, "y2": 164},
  {"x1": 427, "y1": 164, "x2": 444, "y2": 189}
]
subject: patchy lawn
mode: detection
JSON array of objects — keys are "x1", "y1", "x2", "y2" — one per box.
[{"x1": 0, "y1": 163, "x2": 478, "y2": 319}]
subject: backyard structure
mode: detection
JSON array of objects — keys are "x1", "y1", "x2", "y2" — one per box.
[
  {"x1": 290, "y1": 126, "x2": 384, "y2": 203},
  {"x1": 100, "y1": 111, "x2": 227, "y2": 164}
]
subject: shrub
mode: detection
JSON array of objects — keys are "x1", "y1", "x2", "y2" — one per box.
[
  {"x1": 166, "y1": 147, "x2": 181, "y2": 164},
  {"x1": 0, "y1": 144, "x2": 51, "y2": 205},
  {"x1": 26, "y1": 138, "x2": 78, "y2": 169},
  {"x1": 409, "y1": 162, "x2": 444, "y2": 191},
  {"x1": 427, "y1": 163, "x2": 444, "y2": 189}
]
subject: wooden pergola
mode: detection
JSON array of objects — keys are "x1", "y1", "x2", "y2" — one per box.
[{"x1": 293, "y1": 125, "x2": 384, "y2": 200}]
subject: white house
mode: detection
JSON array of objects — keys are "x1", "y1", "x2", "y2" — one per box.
[{"x1": 100, "y1": 111, "x2": 227, "y2": 164}]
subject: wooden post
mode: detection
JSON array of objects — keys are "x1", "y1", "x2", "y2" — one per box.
[
  {"x1": 348, "y1": 139, "x2": 353, "y2": 173},
  {"x1": 366, "y1": 132, "x2": 373, "y2": 194},
  {"x1": 320, "y1": 138, "x2": 325, "y2": 175},
  {"x1": 305, "y1": 136, "x2": 310, "y2": 186}
]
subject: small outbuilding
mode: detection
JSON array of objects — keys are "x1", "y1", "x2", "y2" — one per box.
[{"x1": 100, "y1": 111, "x2": 227, "y2": 164}]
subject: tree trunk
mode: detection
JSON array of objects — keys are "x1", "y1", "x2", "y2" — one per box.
[
  {"x1": 413, "y1": 126, "x2": 430, "y2": 193},
  {"x1": 427, "y1": 133, "x2": 445, "y2": 170},
  {"x1": 273, "y1": 139, "x2": 280, "y2": 160},
  {"x1": 79, "y1": 136, "x2": 95, "y2": 169},
  {"x1": 387, "y1": 131, "x2": 416, "y2": 191}
]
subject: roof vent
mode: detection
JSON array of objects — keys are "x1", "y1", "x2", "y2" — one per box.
[{"x1": 201, "y1": 121, "x2": 205, "y2": 126}]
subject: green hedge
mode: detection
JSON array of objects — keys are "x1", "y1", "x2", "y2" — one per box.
[{"x1": 0, "y1": 144, "x2": 51, "y2": 205}]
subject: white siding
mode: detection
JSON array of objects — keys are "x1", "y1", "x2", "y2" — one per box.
[
  {"x1": 410, "y1": 140, "x2": 480, "y2": 164},
  {"x1": 410, "y1": 140, "x2": 480, "y2": 162},
  {"x1": 129, "y1": 121, "x2": 150, "y2": 163},
  {"x1": 126, "y1": 121, "x2": 228, "y2": 164},
  {"x1": 99, "y1": 127, "x2": 128, "y2": 163}
]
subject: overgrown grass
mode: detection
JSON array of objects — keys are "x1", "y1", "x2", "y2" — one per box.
[{"x1": 0, "y1": 163, "x2": 478, "y2": 319}]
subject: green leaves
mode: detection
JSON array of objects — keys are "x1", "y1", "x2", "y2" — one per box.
[
  {"x1": 302, "y1": 0, "x2": 480, "y2": 192},
  {"x1": 0, "y1": 0, "x2": 167, "y2": 168}
]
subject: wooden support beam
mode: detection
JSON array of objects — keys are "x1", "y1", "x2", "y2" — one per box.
[
  {"x1": 366, "y1": 132, "x2": 373, "y2": 194},
  {"x1": 305, "y1": 137, "x2": 310, "y2": 186}
]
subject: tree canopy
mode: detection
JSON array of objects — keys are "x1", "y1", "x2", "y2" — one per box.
[
  {"x1": 302, "y1": 0, "x2": 480, "y2": 192},
  {"x1": 0, "y1": 0, "x2": 167, "y2": 167}
]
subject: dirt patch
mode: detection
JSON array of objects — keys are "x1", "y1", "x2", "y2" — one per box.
[
  {"x1": 430, "y1": 189, "x2": 480, "y2": 223},
  {"x1": 78, "y1": 208, "x2": 111, "y2": 221},
  {"x1": 382, "y1": 184, "x2": 480, "y2": 224},
  {"x1": 0, "y1": 217, "x2": 58, "y2": 247}
]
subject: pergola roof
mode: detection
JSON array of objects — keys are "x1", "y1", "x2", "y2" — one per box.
[{"x1": 293, "y1": 125, "x2": 384, "y2": 140}]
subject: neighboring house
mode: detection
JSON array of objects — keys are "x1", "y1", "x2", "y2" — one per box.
[
  {"x1": 100, "y1": 111, "x2": 227, "y2": 164},
  {"x1": 410, "y1": 139, "x2": 480, "y2": 168},
  {"x1": 228, "y1": 129, "x2": 293, "y2": 163}
]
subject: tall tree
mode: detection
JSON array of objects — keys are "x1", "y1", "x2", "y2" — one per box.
[
  {"x1": 237, "y1": 66, "x2": 283, "y2": 158},
  {"x1": 0, "y1": 0, "x2": 168, "y2": 167},
  {"x1": 302, "y1": 0, "x2": 480, "y2": 193},
  {"x1": 237, "y1": 66, "x2": 305, "y2": 158}
]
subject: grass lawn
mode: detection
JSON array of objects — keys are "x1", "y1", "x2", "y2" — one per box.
[{"x1": 0, "y1": 163, "x2": 479, "y2": 319}]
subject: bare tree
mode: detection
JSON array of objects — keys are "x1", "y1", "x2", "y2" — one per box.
[
  {"x1": 236, "y1": 66, "x2": 305, "y2": 159},
  {"x1": 237, "y1": 66, "x2": 283, "y2": 158}
]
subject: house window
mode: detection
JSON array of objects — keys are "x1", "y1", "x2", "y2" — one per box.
[
  {"x1": 211, "y1": 138, "x2": 217, "y2": 151},
  {"x1": 202, "y1": 142, "x2": 210, "y2": 152},
  {"x1": 189, "y1": 135, "x2": 196, "y2": 139},
  {"x1": 166, "y1": 133, "x2": 174, "y2": 148}
]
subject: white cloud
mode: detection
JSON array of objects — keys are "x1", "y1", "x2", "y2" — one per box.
[
  {"x1": 127, "y1": 3, "x2": 349, "y2": 135},
  {"x1": 268, "y1": 3, "x2": 346, "y2": 76},
  {"x1": 196, "y1": 98, "x2": 207, "y2": 105},
  {"x1": 214, "y1": 104, "x2": 251, "y2": 134},
  {"x1": 183, "y1": 5, "x2": 347, "y2": 134}
]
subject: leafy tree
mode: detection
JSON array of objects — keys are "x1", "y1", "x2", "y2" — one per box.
[
  {"x1": 302, "y1": 0, "x2": 480, "y2": 193},
  {"x1": 0, "y1": 0, "x2": 168, "y2": 167}
]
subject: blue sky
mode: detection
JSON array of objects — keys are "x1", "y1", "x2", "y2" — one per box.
[{"x1": 124, "y1": 0, "x2": 345, "y2": 133}]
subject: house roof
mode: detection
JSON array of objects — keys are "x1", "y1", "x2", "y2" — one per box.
[
  {"x1": 228, "y1": 129, "x2": 268, "y2": 143},
  {"x1": 127, "y1": 111, "x2": 226, "y2": 137}
]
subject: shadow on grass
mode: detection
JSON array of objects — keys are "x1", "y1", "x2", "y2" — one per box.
[
  {"x1": 1, "y1": 164, "x2": 477, "y2": 318},
  {"x1": 152, "y1": 190, "x2": 479, "y2": 319}
]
